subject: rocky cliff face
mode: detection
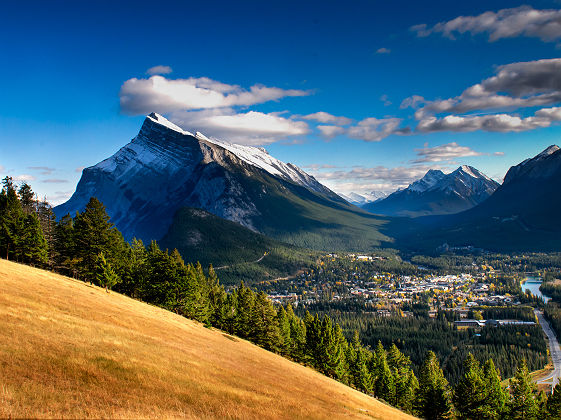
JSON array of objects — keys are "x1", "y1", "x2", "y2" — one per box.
[{"x1": 55, "y1": 113, "x2": 346, "y2": 242}]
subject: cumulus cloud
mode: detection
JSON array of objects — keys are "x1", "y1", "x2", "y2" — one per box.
[
  {"x1": 406, "y1": 59, "x2": 561, "y2": 118},
  {"x1": 146, "y1": 65, "x2": 173, "y2": 75},
  {"x1": 376, "y1": 47, "x2": 391, "y2": 54},
  {"x1": 412, "y1": 142, "x2": 484, "y2": 163},
  {"x1": 412, "y1": 6, "x2": 561, "y2": 42},
  {"x1": 347, "y1": 117, "x2": 410, "y2": 142},
  {"x1": 120, "y1": 75, "x2": 310, "y2": 115},
  {"x1": 301, "y1": 112, "x2": 352, "y2": 125},
  {"x1": 416, "y1": 108, "x2": 561, "y2": 134},
  {"x1": 317, "y1": 125, "x2": 346, "y2": 138},
  {"x1": 169, "y1": 109, "x2": 309, "y2": 145}
]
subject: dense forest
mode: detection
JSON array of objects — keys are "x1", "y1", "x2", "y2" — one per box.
[
  {"x1": 1, "y1": 176, "x2": 560, "y2": 419},
  {"x1": 298, "y1": 306, "x2": 547, "y2": 383}
]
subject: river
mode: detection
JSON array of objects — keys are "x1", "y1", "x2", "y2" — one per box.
[{"x1": 521, "y1": 276, "x2": 551, "y2": 303}]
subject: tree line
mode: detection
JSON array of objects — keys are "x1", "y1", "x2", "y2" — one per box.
[{"x1": 1, "y1": 178, "x2": 560, "y2": 418}]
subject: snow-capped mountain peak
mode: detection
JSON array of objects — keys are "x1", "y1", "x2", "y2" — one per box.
[
  {"x1": 537, "y1": 145, "x2": 560, "y2": 159},
  {"x1": 148, "y1": 112, "x2": 193, "y2": 136},
  {"x1": 408, "y1": 169, "x2": 446, "y2": 193},
  {"x1": 143, "y1": 113, "x2": 333, "y2": 197}
]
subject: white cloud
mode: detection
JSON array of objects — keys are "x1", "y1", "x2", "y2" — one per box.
[
  {"x1": 347, "y1": 117, "x2": 410, "y2": 142},
  {"x1": 412, "y1": 142, "x2": 484, "y2": 163},
  {"x1": 301, "y1": 112, "x2": 352, "y2": 125},
  {"x1": 146, "y1": 65, "x2": 173, "y2": 75},
  {"x1": 47, "y1": 191, "x2": 73, "y2": 205},
  {"x1": 169, "y1": 109, "x2": 309, "y2": 145},
  {"x1": 120, "y1": 75, "x2": 310, "y2": 115},
  {"x1": 416, "y1": 112, "x2": 553, "y2": 134},
  {"x1": 13, "y1": 174, "x2": 35, "y2": 182},
  {"x1": 406, "y1": 59, "x2": 561, "y2": 118},
  {"x1": 412, "y1": 6, "x2": 561, "y2": 42},
  {"x1": 301, "y1": 164, "x2": 339, "y2": 170},
  {"x1": 317, "y1": 125, "x2": 346, "y2": 138},
  {"x1": 376, "y1": 47, "x2": 391, "y2": 54}
]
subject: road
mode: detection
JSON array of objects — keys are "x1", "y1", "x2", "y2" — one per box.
[
  {"x1": 214, "y1": 252, "x2": 268, "y2": 271},
  {"x1": 535, "y1": 309, "x2": 561, "y2": 390}
]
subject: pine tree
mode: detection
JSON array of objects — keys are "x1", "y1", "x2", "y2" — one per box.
[
  {"x1": 286, "y1": 304, "x2": 306, "y2": 362},
  {"x1": 414, "y1": 351, "x2": 454, "y2": 420},
  {"x1": 17, "y1": 182, "x2": 35, "y2": 214},
  {"x1": 508, "y1": 359, "x2": 539, "y2": 420},
  {"x1": 547, "y1": 383, "x2": 561, "y2": 417},
  {"x1": 481, "y1": 359, "x2": 507, "y2": 419},
  {"x1": 454, "y1": 353, "x2": 486, "y2": 420},
  {"x1": 374, "y1": 344, "x2": 395, "y2": 403},
  {"x1": 73, "y1": 197, "x2": 125, "y2": 280},
  {"x1": 20, "y1": 213, "x2": 48, "y2": 265},
  {"x1": 53, "y1": 213, "x2": 77, "y2": 275},
  {"x1": 94, "y1": 252, "x2": 120, "y2": 291},
  {"x1": 0, "y1": 176, "x2": 24, "y2": 261},
  {"x1": 387, "y1": 343, "x2": 418, "y2": 412},
  {"x1": 253, "y1": 291, "x2": 281, "y2": 351},
  {"x1": 276, "y1": 305, "x2": 292, "y2": 355}
]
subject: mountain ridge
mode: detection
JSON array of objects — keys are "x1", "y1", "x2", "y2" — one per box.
[
  {"x1": 363, "y1": 165, "x2": 499, "y2": 217},
  {"x1": 55, "y1": 113, "x2": 390, "y2": 252}
]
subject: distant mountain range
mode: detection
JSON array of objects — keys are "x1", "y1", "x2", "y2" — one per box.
[
  {"x1": 55, "y1": 113, "x2": 561, "y2": 254},
  {"x1": 55, "y1": 113, "x2": 389, "y2": 252},
  {"x1": 362, "y1": 166, "x2": 499, "y2": 217},
  {"x1": 339, "y1": 191, "x2": 388, "y2": 206},
  {"x1": 400, "y1": 145, "x2": 561, "y2": 251}
]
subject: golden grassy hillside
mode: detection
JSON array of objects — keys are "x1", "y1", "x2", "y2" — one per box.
[{"x1": 0, "y1": 259, "x2": 415, "y2": 419}]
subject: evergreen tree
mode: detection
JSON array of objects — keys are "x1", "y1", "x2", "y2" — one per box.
[
  {"x1": 387, "y1": 343, "x2": 418, "y2": 412},
  {"x1": 73, "y1": 197, "x2": 125, "y2": 280},
  {"x1": 482, "y1": 359, "x2": 507, "y2": 419},
  {"x1": 94, "y1": 252, "x2": 120, "y2": 291},
  {"x1": 547, "y1": 383, "x2": 561, "y2": 418},
  {"x1": 0, "y1": 176, "x2": 24, "y2": 261},
  {"x1": 19, "y1": 213, "x2": 48, "y2": 265},
  {"x1": 414, "y1": 351, "x2": 454, "y2": 420},
  {"x1": 253, "y1": 291, "x2": 281, "y2": 351},
  {"x1": 508, "y1": 359, "x2": 538, "y2": 420},
  {"x1": 17, "y1": 182, "x2": 35, "y2": 214},
  {"x1": 276, "y1": 305, "x2": 292, "y2": 355},
  {"x1": 286, "y1": 304, "x2": 306, "y2": 362},
  {"x1": 53, "y1": 213, "x2": 77, "y2": 275},
  {"x1": 454, "y1": 353, "x2": 486, "y2": 420}
]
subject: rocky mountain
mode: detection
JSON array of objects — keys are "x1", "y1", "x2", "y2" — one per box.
[
  {"x1": 362, "y1": 166, "x2": 499, "y2": 217},
  {"x1": 400, "y1": 145, "x2": 561, "y2": 251},
  {"x1": 55, "y1": 113, "x2": 389, "y2": 251}
]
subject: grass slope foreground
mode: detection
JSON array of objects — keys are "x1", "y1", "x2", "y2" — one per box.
[{"x1": 0, "y1": 259, "x2": 413, "y2": 419}]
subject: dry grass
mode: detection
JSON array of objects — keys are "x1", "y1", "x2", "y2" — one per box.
[{"x1": 0, "y1": 259, "x2": 415, "y2": 419}]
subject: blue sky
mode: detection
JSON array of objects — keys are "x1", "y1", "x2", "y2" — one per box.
[{"x1": 3, "y1": 0, "x2": 561, "y2": 202}]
